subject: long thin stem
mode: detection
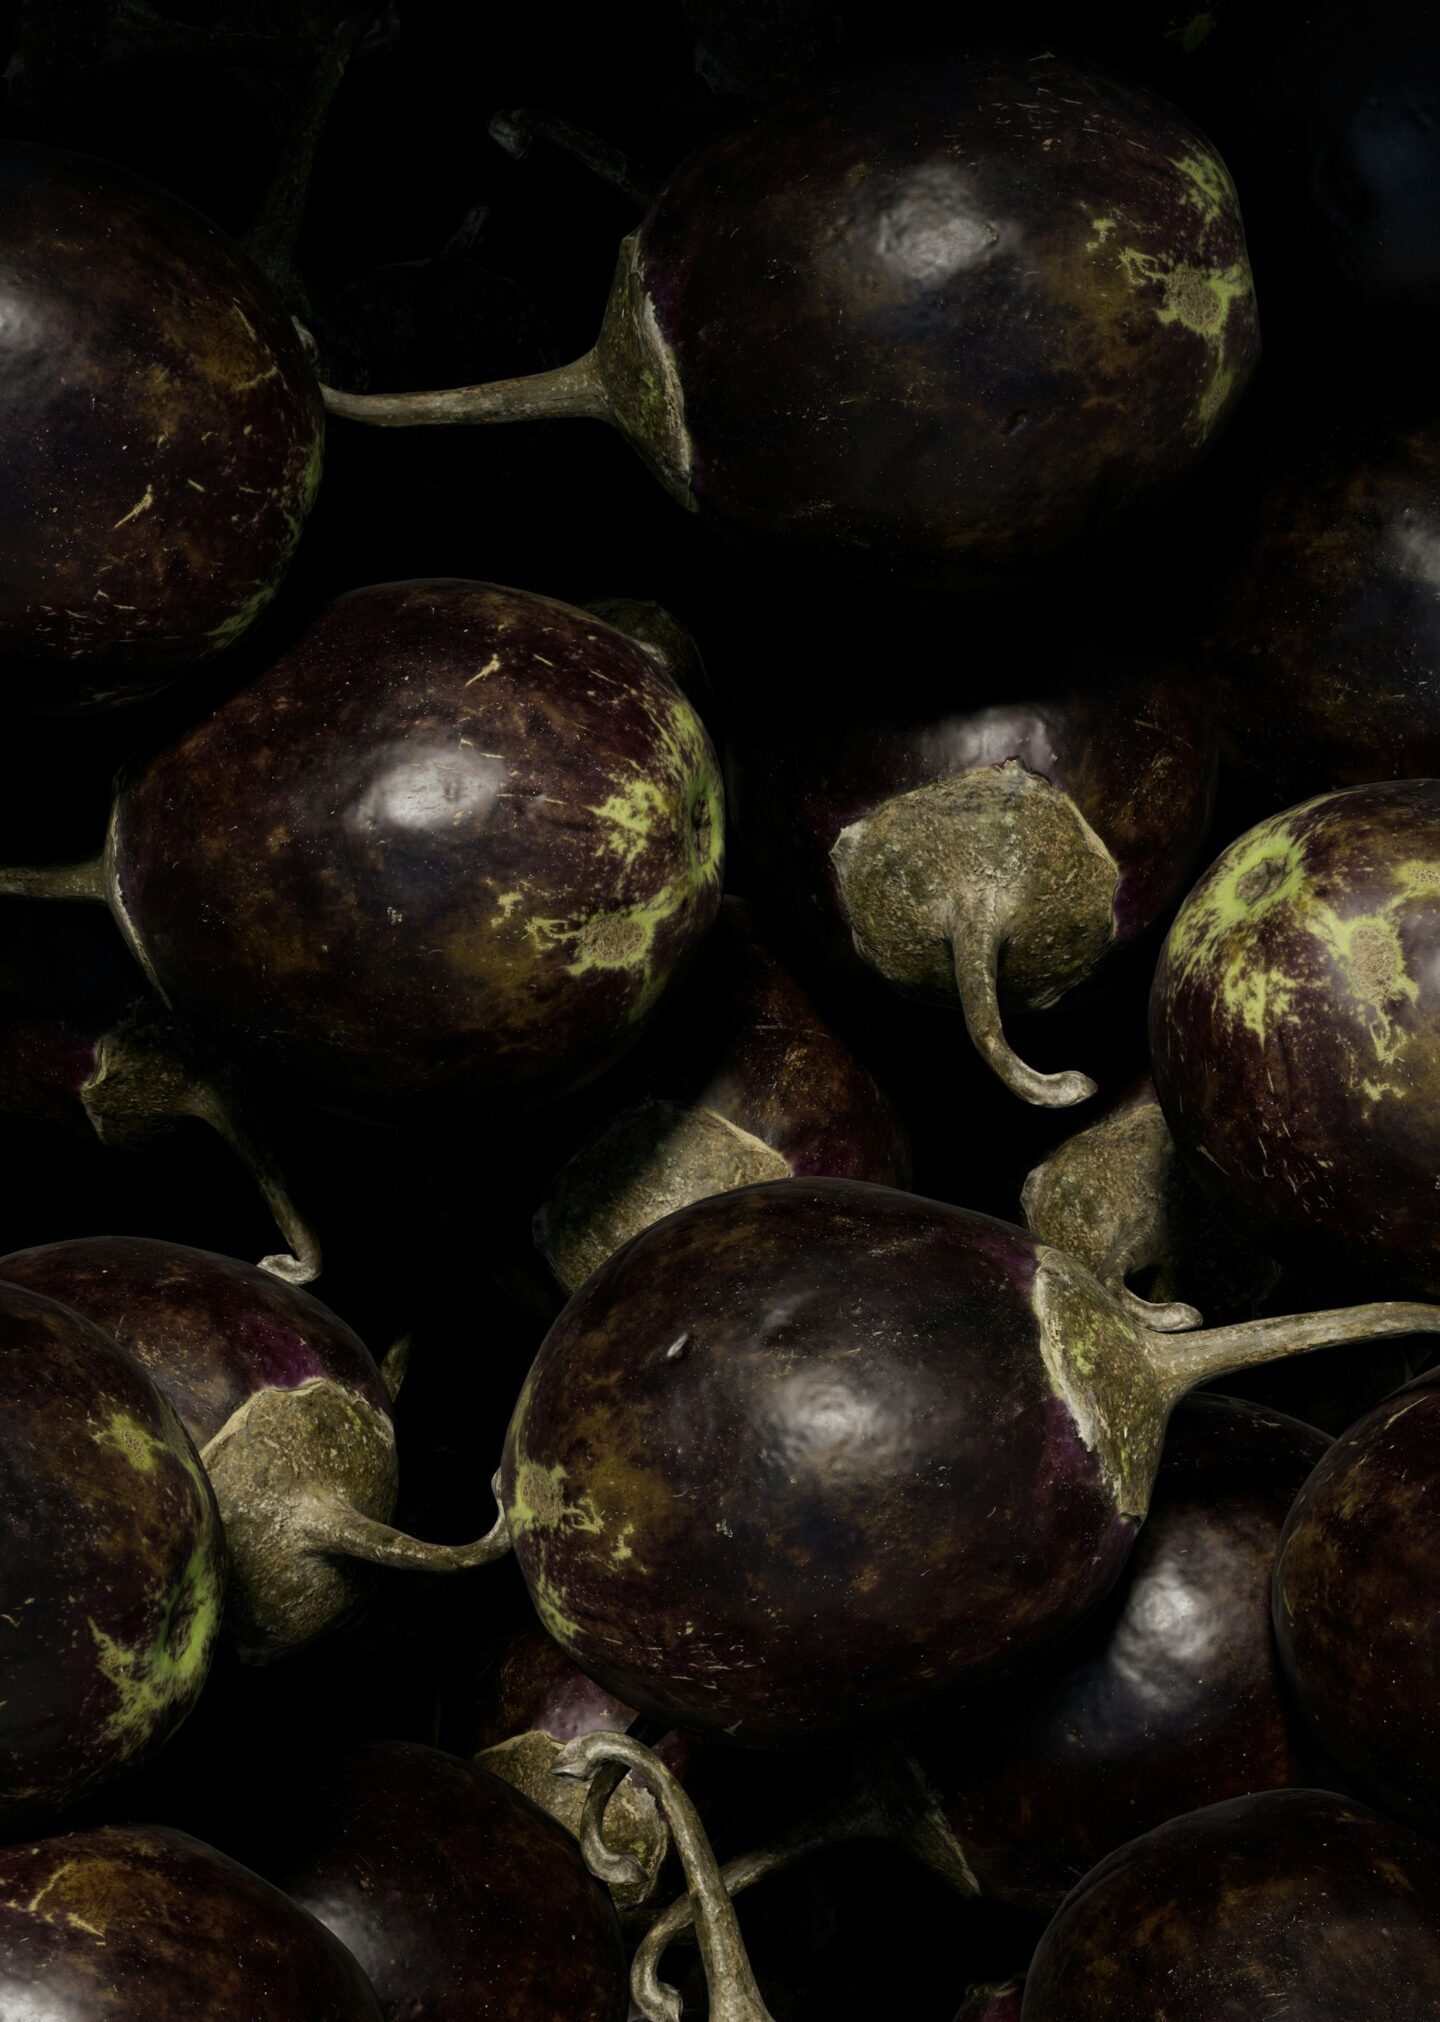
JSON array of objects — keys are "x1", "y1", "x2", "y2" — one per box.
[
  {"x1": 321, "y1": 349, "x2": 609, "y2": 428},
  {"x1": 948, "y1": 896, "x2": 1096, "y2": 1108},
  {"x1": 298, "y1": 1469, "x2": 511, "y2": 1573},
  {"x1": 0, "y1": 857, "x2": 107, "y2": 902},
  {"x1": 1146, "y1": 1301, "x2": 1440, "y2": 1406},
  {"x1": 184, "y1": 1076, "x2": 322, "y2": 1287},
  {"x1": 554, "y1": 1733, "x2": 774, "y2": 2022}
]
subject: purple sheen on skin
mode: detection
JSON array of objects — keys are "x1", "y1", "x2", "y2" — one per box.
[{"x1": 0, "y1": 1236, "x2": 387, "y2": 1449}]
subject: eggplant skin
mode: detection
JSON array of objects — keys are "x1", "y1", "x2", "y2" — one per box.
[
  {"x1": 0, "y1": 1826, "x2": 382, "y2": 2019},
  {"x1": 1023, "y1": 1788, "x2": 1440, "y2": 2019},
  {"x1": 0, "y1": 1282, "x2": 226, "y2": 1830},
  {"x1": 503, "y1": 1179, "x2": 1134, "y2": 1747},
  {"x1": 0, "y1": 144, "x2": 322, "y2": 715},
  {"x1": 1275, "y1": 1372, "x2": 1440, "y2": 1837},
  {"x1": 1151, "y1": 780, "x2": 1440, "y2": 1297}
]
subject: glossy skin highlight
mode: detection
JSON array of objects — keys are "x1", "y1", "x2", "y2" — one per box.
[
  {"x1": 1151, "y1": 781, "x2": 1440, "y2": 1296},
  {"x1": 109, "y1": 580, "x2": 725, "y2": 1123},
  {"x1": 0, "y1": 1282, "x2": 225, "y2": 1828},
  {"x1": 1275, "y1": 1370, "x2": 1440, "y2": 1835},
  {"x1": 639, "y1": 50, "x2": 1258, "y2": 594},
  {"x1": 0, "y1": 144, "x2": 322, "y2": 714},
  {"x1": 1023, "y1": 1789, "x2": 1440, "y2": 2019},
  {"x1": 0, "y1": 1826, "x2": 382, "y2": 2019}
]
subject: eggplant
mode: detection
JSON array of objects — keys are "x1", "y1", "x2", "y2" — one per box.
[
  {"x1": 0, "y1": 143, "x2": 322, "y2": 715},
  {"x1": 320, "y1": 51, "x2": 1258, "y2": 599},
  {"x1": 0, "y1": 1281, "x2": 225, "y2": 1827},
  {"x1": 0, "y1": 1237, "x2": 508, "y2": 1661},
  {"x1": 1022, "y1": 1788, "x2": 1440, "y2": 2018},
  {"x1": 1150, "y1": 780, "x2": 1440, "y2": 1298},
  {"x1": 1274, "y1": 1367, "x2": 1440, "y2": 1836},
  {"x1": 0, "y1": 902, "x2": 318, "y2": 1279},
  {"x1": 729, "y1": 660, "x2": 1215, "y2": 1106},
  {"x1": 500, "y1": 1177, "x2": 1438, "y2": 1745},
  {"x1": 1021, "y1": 1074, "x2": 1276, "y2": 1331},
  {"x1": 632, "y1": 1392, "x2": 1327, "y2": 1962},
  {"x1": 535, "y1": 899, "x2": 910, "y2": 1289},
  {"x1": 217, "y1": 1739, "x2": 629, "y2": 2022},
  {"x1": 0, "y1": 581, "x2": 725, "y2": 1124},
  {"x1": 0, "y1": 1824, "x2": 381, "y2": 2018},
  {"x1": 1208, "y1": 413, "x2": 1440, "y2": 810}
]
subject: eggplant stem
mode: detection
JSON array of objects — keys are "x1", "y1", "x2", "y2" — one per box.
[
  {"x1": 1102, "y1": 1217, "x2": 1203, "y2": 1334},
  {"x1": 577, "y1": 1759, "x2": 650, "y2": 1893},
  {"x1": 302, "y1": 1468, "x2": 511, "y2": 1572},
  {"x1": 948, "y1": 899, "x2": 1096, "y2": 1108},
  {"x1": 554, "y1": 1732, "x2": 775, "y2": 2022},
  {"x1": 0, "y1": 856, "x2": 107, "y2": 902},
  {"x1": 321, "y1": 349, "x2": 609, "y2": 428},
  {"x1": 1145, "y1": 1301, "x2": 1440, "y2": 1405},
  {"x1": 488, "y1": 106, "x2": 658, "y2": 209}
]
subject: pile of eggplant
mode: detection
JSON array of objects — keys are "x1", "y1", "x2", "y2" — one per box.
[{"x1": 3, "y1": 1, "x2": 1440, "y2": 2014}]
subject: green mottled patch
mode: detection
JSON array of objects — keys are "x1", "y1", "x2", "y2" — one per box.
[
  {"x1": 1169, "y1": 149, "x2": 1234, "y2": 225},
  {"x1": 1115, "y1": 247, "x2": 1251, "y2": 441},
  {"x1": 507, "y1": 1458, "x2": 605, "y2": 1538},
  {"x1": 1164, "y1": 815, "x2": 1308, "y2": 1036},
  {"x1": 89, "y1": 1537, "x2": 222, "y2": 1752},
  {"x1": 1087, "y1": 216, "x2": 1117, "y2": 252},
  {"x1": 589, "y1": 776, "x2": 671, "y2": 869},
  {"x1": 92, "y1": 1412, "x2": 167, "y2": 1475},
  {"x1": 530, "y1": 1572, "x2": 583, "y2": 1645},
  {"x1": 204, "y1": 578, "x2": 277, "y2": 651}
]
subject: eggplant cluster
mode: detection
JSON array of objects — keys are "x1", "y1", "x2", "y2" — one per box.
[{"x1": 2, "y1": 3, "x2": 1440, "y2": 2017}]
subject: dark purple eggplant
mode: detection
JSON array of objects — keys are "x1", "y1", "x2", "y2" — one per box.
[
  {"x1": 1021, "y1": 1074, "x2": 1276, "y2": 1331},
  {"x1": 0, "y1": 902, "x2": 318, "y2": 1279},
  {"x1": 0, "y1": 581, "x2": 724, "y2": 1124},
  {"x1": 0, "y1": 143, "x2": 322, "y2": 715},
  {"x1": 535, "y1": 899, "x2": 910, "y2": 1288},
  {"x1": 1208, "y1": 414, "x2": 1440, "y2": 810},
  {"x1": 632, "y1": 1393, "x2": 1327, "y2": 1961},
  {"x1": 440, "y1": 1616, "x2": 698, "y2": 1912},
  {"x1": 730, "y1": 663, "x2": 1215, "y2": 1106},
  {"x1": 321, "y1": 51, "x2": 1258, "y2": 599},
  {"x1": 1150, "y1": 780, "x2": 1440, "y2": 1298},
  {"x1": 0, "y1": 1824, "x2": 381, "y2": 2018},
  {"x1": 500, "y1": 1177, "x2": 1438, "y2": 1746},
  {"x1": 954, "y1": 1987, "x2": 1024, "y2": 2022},
  {"x1": 1022, "y1": 1788, "x2": 1440, "y2": 2019},
  {"x1": 0, "y1": 1237, "x2": 507, "y2": 1661},
  {"x1": 0, "y1": 1281, "x2": 225, "y2": 1827},
  {"x1": 1274, "y1": 1367, "x2": 1440, "y2": 1836},
  {"x1": 216, "y1": 1739, "x2": 628, "y2": 2022}
]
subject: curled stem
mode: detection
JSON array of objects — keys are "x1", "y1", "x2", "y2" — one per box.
[
  {"x1": 321, "y1": 349, "x2": 608, "y2": 427},
  {"x1": 299, "y1": 1468, "x2": 511, "y2": 1574},
  {"x1": 554, "y1": 1732, "x2": 775, "y2": 2022},
  {"x1": 1101, "y1": 1216, "x2": 1203, "y2": 1334},
  {"x1": 578, "y1": 1758, "x2": 650, "y2": 1894},
  {"x1": 488, "y1": 107, "x2": 658, "y2": 209},
  {"x1": 948, "y1": 891, "x2": 1097, "y2": 1108}
]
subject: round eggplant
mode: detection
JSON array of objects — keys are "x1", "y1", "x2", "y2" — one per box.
[
  {"x1": 0, "y1": 1824, "x2": 381, "y2": 2018},
  {"x1": 321, "y1": 51, "x2": 1258, "y2": 599},
  {"x1": 730, "y1": 662, "x2": 1215, "y2": 1107},
  {"x1": 1274, "y1": 1368, "x2": 1440, "y2": 1835},
  {"x1": 0, "y1": 1281, "x2": 225, "y2": 1827},
  {"x1": 0, "y1": 903, "x2": 318, "y2": 1280},
  {"x1": 0, "y1": 1237, "x2": 507, "y2": 1661},
  {"x1": 1021, "y1": 1074, "x2": 1276, "y2": 1330},
  {"x1": 1150, "y1": 780, "x2": 1440, "y2": 1298},
  {"x1": 500, "y1": 1177, "x2": 1437, "y2": 1746},
  {"x1": 0, "y1": 581, "x2": 725, "y2": 1124},
  {"x1": 1208, "y1": 414, "x2": 1440, "y2": 810},
  {"x1": 0, "y1": 143, "x2": 323, "y2": 715},
  {"x1": 535, "y1": 899, "x2": 910, "y2": 1289},
  {"x1": 219, "y1": 1739, "x2": 628, "y2": 2022},
  {"x1": 1022, "y1": 1788, "x2": 1440, "y2": 2018}
]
